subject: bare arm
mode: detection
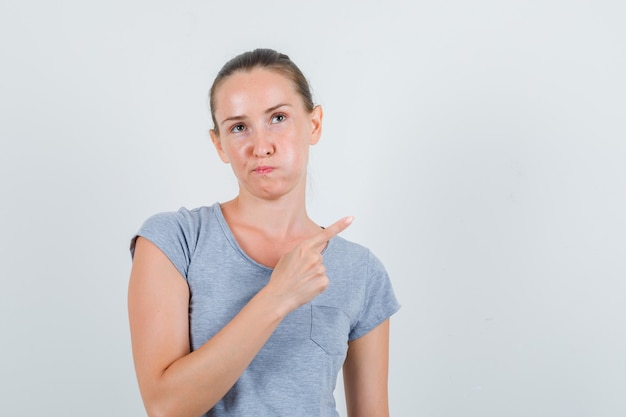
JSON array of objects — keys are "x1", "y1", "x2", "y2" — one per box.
[
  {"x1": 128, "y1": 217, "x2": 353, "y2": 417},
  {"x1": 343, "y1": 319, "x2": 391, "y2": 417}
]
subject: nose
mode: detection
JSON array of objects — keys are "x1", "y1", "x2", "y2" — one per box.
[{"x1": 251, "y1": 129, "x2": 275, "y2": 157}]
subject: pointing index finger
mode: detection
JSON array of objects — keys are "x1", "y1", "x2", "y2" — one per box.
[{"x1": 312, "y1": 216, "x2": 354, "y2": 247}]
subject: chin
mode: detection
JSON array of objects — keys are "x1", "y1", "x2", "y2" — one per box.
[{"x1": 251, "y1": 184, "x2": 300, "y2": 201}]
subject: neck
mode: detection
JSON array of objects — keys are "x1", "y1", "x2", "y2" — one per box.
[{"x1": 221, "y1": 189, "x2": 316, "y2": 239}]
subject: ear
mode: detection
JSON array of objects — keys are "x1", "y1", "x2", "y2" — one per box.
[
  {"x1": 309, "y1": 105, "x2": 323, "y2": 145},
  {"x1": 210, "y1": 129, "x2": 230, "y2": 163}
]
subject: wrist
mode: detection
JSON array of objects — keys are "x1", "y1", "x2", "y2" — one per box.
[{"x1": 252, "y1": 287, "x2": 292, "y2": 323}]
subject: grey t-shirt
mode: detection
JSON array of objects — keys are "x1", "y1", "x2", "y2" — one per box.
[{"x1": 131, "y1": 203, "x2": 400, "y2": 417}]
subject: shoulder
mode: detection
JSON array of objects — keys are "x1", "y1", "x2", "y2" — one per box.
[
  {"x1": 143, "y1": 205, "x2": 215, "y2": 227},
  {"x1": 131, "y1": 203, "x2": 219, "y2": 256},
  {"x1": 326, "y1": 235, "x2": 368, "y2": 257},
  {"x1": 130, "y1": 203, "x2": 221, "y2": 279},
  {"x1": 137, "y1": 204, "x2": 218, "y2": 237},
  {"x1": 326, "y1": 235, "x2": 386, "y2": 273}
]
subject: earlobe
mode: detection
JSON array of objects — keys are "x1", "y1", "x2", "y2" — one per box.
[
  {"x1": 210, "y1": 129, "x2": 230, "y2": 164},
  {"x1": 309, "y1": 105, "x2": 323, "y2": 145}
]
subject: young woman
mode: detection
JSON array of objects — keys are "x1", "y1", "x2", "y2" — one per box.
[{"x1": 128, "y1": 48, "x2": 400, "y2": 417}]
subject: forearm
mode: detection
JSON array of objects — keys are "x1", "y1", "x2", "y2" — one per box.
[{"x1": 138, "y1": 289, "x2": 286, "y2": 417}]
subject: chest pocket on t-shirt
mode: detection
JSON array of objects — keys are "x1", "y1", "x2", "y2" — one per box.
[{"x1": 310, "y1": 305, "x2": 351, "y2": 355}]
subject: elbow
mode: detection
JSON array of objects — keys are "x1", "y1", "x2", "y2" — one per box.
[
  {"x1": 143, "y1": 397, "x2": 185, "y2": 417},
  {"x1": 144, "y1": 404, "x2": 170, "y2": 417},
  {"x1": 143, "y1": 394, "x2": 210, "y2": 417}
]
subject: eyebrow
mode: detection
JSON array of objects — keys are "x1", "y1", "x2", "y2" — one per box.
[
  {"x1": 219, "y1": 103, "x2": 292, "y2": 127},
  {"x1": 265, "y1": 103, "x2": 291, "y2": 114}
]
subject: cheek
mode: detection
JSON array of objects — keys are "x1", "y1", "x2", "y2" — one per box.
[
  {"x1": 283, "y1": 132, "x2": 309, "y2": 158},
  {"x1": 286, "y1": 143, "x2": 310, "y2": 169},
  {"x1": 223, "y1": 142, "x2": 248, "y2": 162}
]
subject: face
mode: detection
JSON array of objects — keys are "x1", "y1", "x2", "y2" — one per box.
[{"x1": 210, "y1": 68, "x2": 323, "y2": 200}]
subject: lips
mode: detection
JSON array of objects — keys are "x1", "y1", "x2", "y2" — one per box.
[{"x1": 253, "y1": 166, "x2": 275, "y2": 174}]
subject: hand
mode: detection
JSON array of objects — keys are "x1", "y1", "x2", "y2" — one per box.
[{"x1": 264, "y1": 216, "x2": 354, "y2": 314}]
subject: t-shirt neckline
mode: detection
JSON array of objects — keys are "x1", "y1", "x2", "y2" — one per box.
[{"x1": 210, "y1": 202, "x2": 333, "y2": 271}]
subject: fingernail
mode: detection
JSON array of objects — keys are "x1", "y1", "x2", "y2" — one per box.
[{"x1": 345, "y1": 216, "x2": 354, "y2": 224}]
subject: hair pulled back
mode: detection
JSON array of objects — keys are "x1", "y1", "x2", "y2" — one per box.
[{"x1": 209, "y1": 48, "x2": 315, "y2": 134}]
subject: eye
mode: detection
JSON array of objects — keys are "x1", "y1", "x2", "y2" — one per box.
[
  {"x1": 230, "y1": 123, "x2": 246, "y2": 133},
  {"x1": 271, "y1": 113, "x2": 286, "y2": 124}
]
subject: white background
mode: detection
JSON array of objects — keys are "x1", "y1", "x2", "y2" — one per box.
[{"x1": 1, "y1": 1, "x2": 625, "y2": 416}]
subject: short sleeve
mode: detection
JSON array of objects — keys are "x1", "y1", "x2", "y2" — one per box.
[
  {"x1": 129, "y1": 208, "x2": 200, "y2": 280},
  {"x1": 348, "y1": 250, "x2": 401, "y2": 341}
]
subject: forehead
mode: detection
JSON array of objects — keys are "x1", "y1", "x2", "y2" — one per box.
[{"x1": 213, "y1": 68, "x2": 300, "y2": 119}]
